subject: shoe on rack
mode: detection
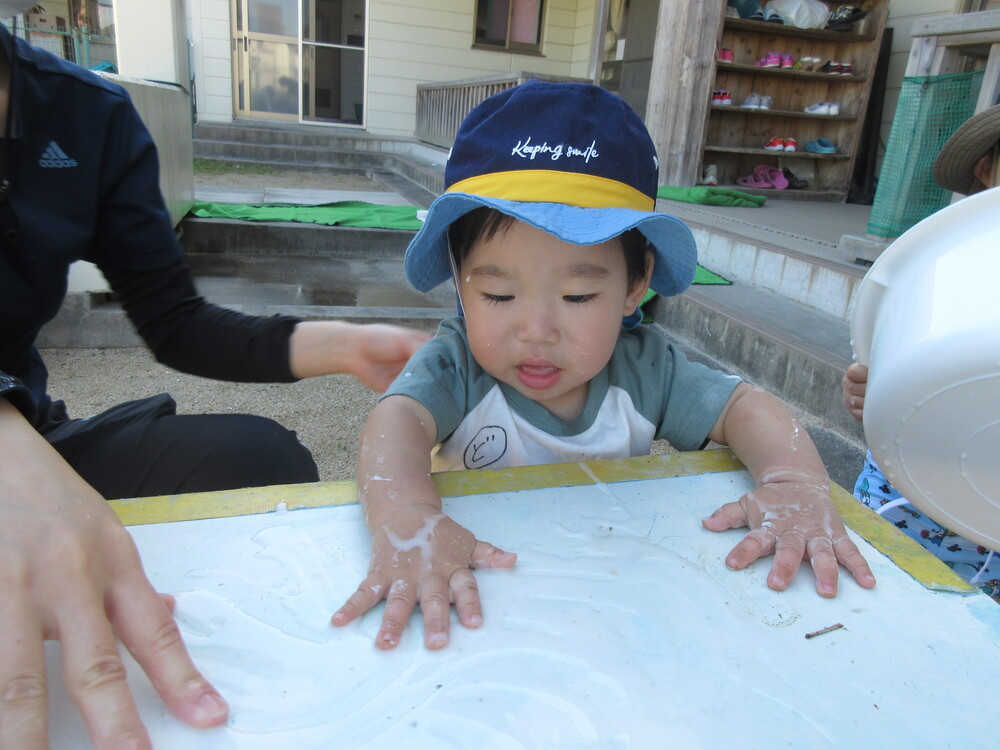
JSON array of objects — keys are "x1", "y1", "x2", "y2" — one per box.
[
  {"x1": 718, "y1": 48, "x2": 734, "y2": 63},
  {"x1": 712, "y1": 89, "x2": 733, "y2": 105},
  {"x1": 756, "y1": 51, "x2": 782, "y2": 68},
  {"x1": 780, "y1": 54, "x2": 794, "y2": 69},
  {"x1": 803, "y1": 101, "x2": 831, "y2": 115},
  {"x1": 819, "y1": 60, "x2": 842, "y2": 74},
  {"x1": 827, "y1": 101, "x2": 841, "y2": 116},
  {"x1": 805, "y1": 138, "x2": 837, "y2": 154},
  {"x1": 783, "y1": 137, "x2": 797, "y2": 152},
  {"x1": 803, "y1": 56, "x2": 820, "y2": 71},
  {"x1": 764, "y1": 8, "x2": 784, "y2": 23},
  {"x1": 782, "y1": 167, "x2": 808, "y2": 189},
  {"x1": 763, "y1": 136, "x2": 786, "y2": 151},
  {"x1": 839, "y1": 62, "x2": 854, "y2": 76},
  {"x1": 701, "y1": 164, "x2": 718, "y2": 186},
  {"x1": 749, "y1": 8, "x2": 765, "y2": 21},
  {"x1": 826, "y1": 5, "x2": 867, "y2": 30},
  {"x1": 759, "y1": 95, "x2": 773, "y2": 110},
  {"x1": 741, "y1": 92, "x2": 763, "y2": 109}
]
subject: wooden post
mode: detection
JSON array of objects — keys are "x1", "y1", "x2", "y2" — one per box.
[{"x1": 645, "y1": 0, "x2": 726, "y2": 186}]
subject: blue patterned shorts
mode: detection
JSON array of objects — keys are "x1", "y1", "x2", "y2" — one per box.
[{"x1": 854, "y1": 452, "x2": 1000, "y2": 603}]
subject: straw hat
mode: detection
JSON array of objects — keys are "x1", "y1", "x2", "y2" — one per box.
[{"x1": 933, "y1": 104, "x2": 1000, "y2": 195}]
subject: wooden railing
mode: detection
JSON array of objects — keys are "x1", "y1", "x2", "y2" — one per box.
[{"x1": 414, "y1": 72, "x2": 590, "y2": 148}]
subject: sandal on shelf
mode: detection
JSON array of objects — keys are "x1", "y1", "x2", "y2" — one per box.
[
  {"x1": 754, "y1": 163, "x2": 788, "y2": 189},
  {"x1": 736, "y1": 172, "x2": 773, "y2": 189},
  {"x1": 736, "y1": 164, "x2": 788, "y2": 190}
]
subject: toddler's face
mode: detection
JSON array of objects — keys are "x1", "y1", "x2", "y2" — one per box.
[{"x1": 457, "y1": 220, "x2": 648, "y2": 421}]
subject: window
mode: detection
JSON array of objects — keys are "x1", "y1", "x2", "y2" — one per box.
[{"x1": 475, "y1": 0, "x2": 544, "y2": 53}]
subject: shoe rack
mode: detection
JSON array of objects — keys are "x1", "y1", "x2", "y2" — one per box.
[{"x1": 701, "y1": 1, "x2": 889, "y2": 201}]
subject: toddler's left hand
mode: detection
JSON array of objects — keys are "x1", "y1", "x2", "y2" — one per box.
[{"x1": 701, "y1": 479, "x2": 876, "y2": 597}]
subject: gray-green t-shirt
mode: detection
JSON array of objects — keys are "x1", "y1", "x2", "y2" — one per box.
[{"x1": 383, "y1": 317, "x2": 741, "y2": 472}]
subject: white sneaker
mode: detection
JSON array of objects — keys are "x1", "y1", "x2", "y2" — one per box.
[
  {"x1": 827, "y1": 102, "x2": 841, "y2": 116},
  {"x1": 759, "y1": 95, "x2": 773, "y2": 110},
  {"x1": 804, "y1": 102, "x2": 830, "y2": 115},
  {"x1": 741, "y1": 93, "x2": 762, "y2": 109}
]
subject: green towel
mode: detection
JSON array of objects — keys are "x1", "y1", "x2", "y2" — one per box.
[
  {"x1": 656, "y1": 185, "x2": 767, "y2": 207},
  {"x1": 189, "y1": 201, "x2": 424, "y2": 231}
]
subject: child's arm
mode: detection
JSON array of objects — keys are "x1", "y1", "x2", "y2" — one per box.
[
  {"x1": 331, "y1": 395, "x2": 516, "y2": 649},
  {"x1": 701, "y1": 384, "x2": 877, "y2": 596}
]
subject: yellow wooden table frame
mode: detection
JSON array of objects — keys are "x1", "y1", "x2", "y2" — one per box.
[{"x1": 109, "y1": 449, "x2": 975, "y2": 595}]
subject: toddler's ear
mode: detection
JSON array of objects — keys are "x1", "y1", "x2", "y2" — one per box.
[{"x1": 623, "y1": 250, "x2": 654, "y2": 315}]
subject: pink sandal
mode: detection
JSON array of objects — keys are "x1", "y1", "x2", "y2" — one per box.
[
  {"x1": 736, "y1": 171, "x2": 773, "y2": 189},
  {"x1": 755, "y1": 163, "x2": 788, "y2": 189}
]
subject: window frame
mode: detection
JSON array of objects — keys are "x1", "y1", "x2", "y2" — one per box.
[{"x1": 472, "y1": 0, "x2": 546, "y2": 56}]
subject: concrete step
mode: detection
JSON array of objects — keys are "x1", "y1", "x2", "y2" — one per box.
[{"x1": 193, "y1": 121, "x2": 447, "y2": 208}]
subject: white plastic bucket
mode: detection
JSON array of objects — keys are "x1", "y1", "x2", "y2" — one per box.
[{"x1": 850, "y1": 186, "x2": 1000, "y2": 550}]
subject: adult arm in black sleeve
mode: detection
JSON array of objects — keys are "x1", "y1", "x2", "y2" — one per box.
[{"x1": 103, "y1": 258, "x2": 301, "y2": 383}]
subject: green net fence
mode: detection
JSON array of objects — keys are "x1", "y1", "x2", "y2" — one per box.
[{"x1": 867, "y1": 71, "x2": 984, "y2": 238}]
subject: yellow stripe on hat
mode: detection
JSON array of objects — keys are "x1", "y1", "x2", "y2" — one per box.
[{"x1": 447, "y1": 170, "x2": 654, "y2": 211}]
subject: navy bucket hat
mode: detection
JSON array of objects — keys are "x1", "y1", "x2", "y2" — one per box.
[{"x1": 404, "y1": 80, "x2": 697, "y2": 297}]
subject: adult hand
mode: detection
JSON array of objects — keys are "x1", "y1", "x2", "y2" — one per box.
[
  {"x1": 702, "y1": 478, "x2": 877, "y2": 597},
  {"x1": 289, "y1": 321, "x2": 430, "y2": 393},
  {"x1": 841, "y1": 363, "x2": 868, "y2": 421},
  {"x1": 332, "y1": 505, "x2": 516, "y2": 649},
  {"x1": 347, "y1": 323, "x2": 431, "y2": 393},
  {"x1": 0, "y1": 400, "x2": 227, "y2": 750}
]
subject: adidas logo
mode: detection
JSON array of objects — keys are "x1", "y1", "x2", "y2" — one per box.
[{"x1": 39, "y1": 141, "x2": 78, "y2": 168}]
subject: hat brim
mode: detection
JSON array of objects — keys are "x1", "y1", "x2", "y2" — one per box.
[
  {"x1": 404, "y1": 193, "x2": 697, "y2": 297},
  {"x1": 933, "y1": 104, "x2": 1000, "y2": 195}
]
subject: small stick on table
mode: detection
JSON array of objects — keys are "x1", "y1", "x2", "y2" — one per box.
[{"x1": 804, "y1": 623, "x2": 844, "y2": 639}]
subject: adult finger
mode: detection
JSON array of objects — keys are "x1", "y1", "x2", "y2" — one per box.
[
  {"x1": 450, "y1": 567, "x2": 483, "y2": 630},
  {"x1": 417, "y1": 576, "x2": 453, "y2": 650},
  {"x1": 57, "y1": 603, "x2": 152, "y2": 750},
  {"x1": 377, "y1": 579, "x2": 418, "y2": 650},
  {"x1": 331, "y1": 576, "x2": 386, "y2": 627},
  {"x1": 470, "y1": 541, "x2": 517, "y2": 569},
  {"x1": 0, "y1": 594, "x2": 48, "y2": 750},
  {"x1": 109, "y1": 579, "x2": 228, "y2": 728}
]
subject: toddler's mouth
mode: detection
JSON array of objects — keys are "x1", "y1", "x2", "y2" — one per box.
[{"x1": 516, "y1": 362, "x2": 562, "y2": 390}]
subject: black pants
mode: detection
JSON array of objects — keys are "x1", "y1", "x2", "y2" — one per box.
[{"x1": 40, "y1": 394, "x2": 319, "y2": 499}]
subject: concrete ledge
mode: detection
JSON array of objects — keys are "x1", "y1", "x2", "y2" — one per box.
[
  {"x1": 650, "y1": 290, "x2": 864, "y2": 447},
  {"x1": 180, "y1": 218, "x2": 415, "y2": 258}
]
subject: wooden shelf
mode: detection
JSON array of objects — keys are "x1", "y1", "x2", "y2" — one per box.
[
  {"x1": 724, "y1": 18, "x2": 876, "y2": 43},
  {"x1": 704, "y1": 145, "x2": 850, "y2": 160},
  {"x1": 709, "y1": 104, "x2": 858, "y2": 122},
  {"x1": 716, "y1": 61, "x2": 868, "y2": 82},
  {"x1": 699, "y1": 2, "x2": 889, "y2": 200}
]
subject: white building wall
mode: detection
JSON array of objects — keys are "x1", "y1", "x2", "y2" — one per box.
[
  {"x1": 882, "y1": 0, "x2": 955, "y2": 147},
  {"x1": 186, "y1": 0, "x2": 233, "y2": 123}
]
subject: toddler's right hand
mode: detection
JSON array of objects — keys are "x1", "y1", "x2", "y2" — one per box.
[
  {"x1": 841, "y1": 363, "x2": 869, "y2": 421},
  {"x1": 331, "y1": 505, "x2": 516, "y2": 649}
]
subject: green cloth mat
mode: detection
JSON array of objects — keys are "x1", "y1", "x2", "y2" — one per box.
[
  {"x1": 189, "y1": 201, "x2": 424, "y2": 230},
  {"x1": 657, "y1": 185, "x2": 766, "y2": 207}
]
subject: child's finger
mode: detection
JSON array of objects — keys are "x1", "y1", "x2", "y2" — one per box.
[
  {"x1": 767, "y1": 531, "x2": 807, "y2": 591},
  {"x1": 377, "y1": 579, "x2": 418, "y2": 650},
  {"x1": 450, "y1": 568, "x2": 484, "y2": 629},
  {"x1": 701, "y1": 501, "x2": 749, "y2": 532},
  {"x1": 805, "y1": 536, "x2": 839, "y2": 597},
  {"x1": 833, "y1": 535, "x2": 877, "y2": 589},
  {"x1": 470, "y1": 541, "x2": 517, "y2": 569},
  {"x1": 417, "y1": 577, "x2": 453, "y2": 650},
  {"x1": 723, "y1": 526, "x2": 775, "y2": 570},
  {"x1": 331, "y1": 576, "x2": 386, "y2": 627}
]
